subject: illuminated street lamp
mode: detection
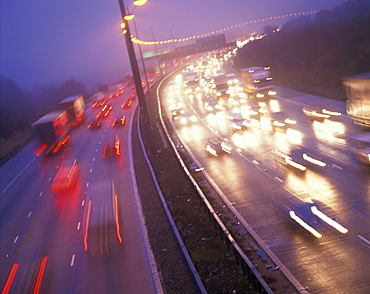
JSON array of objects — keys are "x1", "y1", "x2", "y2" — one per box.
[{"x1": 118, "y1": 0, "x2": 151, "y2": 139}]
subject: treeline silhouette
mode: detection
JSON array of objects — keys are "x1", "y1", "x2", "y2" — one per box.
[
  {"x1": 0, "y1": 75, "x2": 89, "y2": 140},
  {"x1": 233, "y1": 0, "x2": 370, "y2": 92}
]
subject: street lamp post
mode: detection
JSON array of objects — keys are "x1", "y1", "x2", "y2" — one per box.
[{"x1": 118, "y1": 0, "x2": 151, "y2": 137}]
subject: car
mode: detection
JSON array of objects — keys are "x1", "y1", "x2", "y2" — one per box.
[
  {"x1": 228, "y1": 95, "x2": 247, "y2": 106},
  {"x1": 179, "y1": 112, "x2": 197, "y2": 125},
  {"x1": 103, "y1": 138, "x2": 121, "y2": 157},
  {"x1": 88, "y1": 119, "x2": 102, "y2": 129},
  {"x1": 204, "y1": 101, "x2": 225, "y2": 112},
  {"x1": 273, "y1": 147, "x2": 326, "y2": 172},
  {"x1": 302, "y1": 105, "x2": 341, "y2": 121},
  {"x1": 202, "y1": 139, "x2": 232, "y2": 156},
  {"x1": 112, "y1": 116, "x2": 126, "y2": 127},
  {"x1": 272, "y1": 191, "x2": 348, "y2": 238},
  {"x1": 228, "y1": 119, "x2": 251, "y2": 132},
  {"x1": 248, "y1": 103, "x2": 267, "y2": 119},
  {"x1": 171, "y1": 107, "x2": 185, "y2": 119},
  {"x1": 270, "y1": 111, "x2": 297, "y2": 130},
  {"x1": 52, "y1": 159, "x2": 79, "y2": 192}
]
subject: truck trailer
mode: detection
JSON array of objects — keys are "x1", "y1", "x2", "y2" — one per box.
[
  {"x1": 32, "y1": 110, "x2": 70, "y2": 155},
  {"x1": 239, "y1": 66, "x2": 276, "y2": 99},
  {"x1": 59, "y1": 95, "x2": 85, "y2": 127},
  {"x1": 342, "y1": 72, "x2": 370, "y2": 127}
]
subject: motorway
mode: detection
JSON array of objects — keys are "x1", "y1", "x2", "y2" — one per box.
[
  {"x1": 161, "y1": 53, "x2": 370, "y2": 293},
  {"x1": 0, "y1": 88, "x2": 159, "y2": 293}
]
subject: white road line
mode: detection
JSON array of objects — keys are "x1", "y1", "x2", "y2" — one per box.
[
  {"x1": 48, "y1": 177, "x2": 52, "y2": 181},
  {"x1": 85, "y1": 182, "x2": 89, "y2": 188},
  {"x1": 1, "y1": 157, "x2": 36, "y2": 196},
  {"x1": 28, "y1": 211, "x2": 32, "y2": 217},
  {"x1": 358, "y1": 235, "x2": 370, "y2": 247},
  {"x1": 70, "y1": 254, "x2": 76, "y2": 266},
  {"x1": 93, "y1": 157, "x2": 96, "y2": 162},
  {"x1": 95, "y1": 148, "x2": 98, "y2": 152},
  {"x1": 39, "y1": 192, "x2": 43, "y2": 197},
  {"x1": 252, "y1": 160, "x2": 259, "y2": 165},
  {"x1": 13, "y1": 236, "x2": 19, "y2": 244},
  {"x1": 275, "y1": 177, "x2": 283, "y2": 183},
  {"x1": 77, "y1": 222, "x2": 81, "y2": 230},
  {"x1": 89, "y1": 168, "x2": 93, "y2": 173},
  {"x1": 332, "y1": 164, "x2": 343, "y2": 170},
  {"x1": 81, "y1": 200, "x2": 85, "y2": 207}
]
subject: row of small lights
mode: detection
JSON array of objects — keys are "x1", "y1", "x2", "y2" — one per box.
[{"x1": 122, "y1": 10, "x2": 318, "y2": 45}]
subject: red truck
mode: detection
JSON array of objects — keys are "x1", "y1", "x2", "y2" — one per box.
[
  {"x1": 58, "y1": 95, "x2": 85, "y2": 127},
  {"x1": 32, "y1": 110, "x2": 70, "y2": 155}
]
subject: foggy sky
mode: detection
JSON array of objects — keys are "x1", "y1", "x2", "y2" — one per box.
[{"x1": 0, "y1": 0, "x2": 345, "y2": 91}]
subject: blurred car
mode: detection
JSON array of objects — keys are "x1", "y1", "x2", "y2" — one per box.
[
  {"x1": 179, "y1": 112, "x2": 197, "y2": 125},
  {"x1": 103, "y1": 138, "x2": 121, "y2": 157},
  {"x1": 204, "y1": 101, "x2": 225, "y2": 112},
  {"x1": 272, "y1": 191, "x2": 348, "y2": 238},
  {"x1": 228, "y1": 119, "x2": 251, "y2": 132},
  {"x1": 52, "y1": 159, "x2": 79, "y2": 192},
  {"x1": 112, "y1": 116, "x2": 126, "y2": 127},
  {"x1": 248, "y1": 103, "x2": 267, "y2": 119},
  {"x1": 88, "y1": 119, "x2": 102, "y2": 129},
  {"x1": 171, "y1": 107, "x2": 185, "y2": 119},
  {"x1": 202, "y1": 139, "x2": 232, "y2": 156},
  {"x1": 273, "y1": 147, "x2": 326, "y2": 172},
  {"x1": 302, "y1": 105, "x2": 341, "y2": 121},
  {"x1": 228, "y1": 95, "x2": 247, "y2": 106},
  {"x1": 270, "y1": 111, "x2": 297, "y2": 130}
]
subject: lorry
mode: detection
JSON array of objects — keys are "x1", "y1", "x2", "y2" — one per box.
[
  {"x1": 239, "y1": 66, "x2": 276, "y2": 99},
  {"x1": 342, "y1": 72, "x2": 370, "y2": 127},
  {"x1": 212, "y1": 74, "x2": 229, "y2": 98},
  {"x1": 58, "y1": 95, "x2": 85, "y2": 127},
  {"x1": 32, "y1": 110, "x2": 70, "y2": 155}
]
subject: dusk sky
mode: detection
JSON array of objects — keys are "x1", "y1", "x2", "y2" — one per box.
[{"x1": 1, "y1": 0, "x2": 345, "y2": 91}]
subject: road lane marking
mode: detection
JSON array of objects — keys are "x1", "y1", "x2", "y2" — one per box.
[
  {"x1": 13, "y1": 236, "x2": 19, "y2": 243},
  {"x1": 81, "y1": 200, "x2": 85, "y2": 207},
  {"x1": 39, "y1": 192, "x2": 43, "y2": 197},
  {"x1": 332, "y1": 164, "x2": 343, "y2": 170},
  {"x1": 28, "y1": 211, "x2": 32, "y2": 218},
  {"x1": 89, "y1": 168, "x2": 93, "y2": 173},
  {"x1": 275, "y1": 177, "x2": 283, "y2": 183},
  {"x1": 70, "y1": 254, "x2": 76, "y2": 266},
  {"x1": 48, "y1": 177, "x2": 52, "y2": 181},
  {"x1": 358, "y1": 235, "x2": 370, "y2": 247},
  {"x1": 93, "y1": 157, "x2": 96, "y2": 162},
  {"x1": 95, "y1": 148, "x2": 98, "y2": 152},
  {"x1": 252, "y1": 160, "x2": 259, "y2": 165},
  {"x1": 85, "y1": 182, "x2": 89, "y2": 188},
  {"x1": 77, "y1": 222, "x2": 81, "y2": 230}
]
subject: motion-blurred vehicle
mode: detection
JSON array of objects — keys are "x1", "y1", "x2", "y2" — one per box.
[
  {"x1": 342, "y1": 72, "x2": 370, "y2": 127},
  {"x1": 202, "y1": 139, "x2": 232, "y2": 156},
  {"x1": 52, "y1": 159, "x2": 79, "y2": 192},
  {"x1": 239, "y1": 66, "x2": 276, "y2": 99},
  {"x1": 32, "y1": 110, "x2": 70, "y2": 155},
  {"x1": 347, "y1": 132, "x2": 370, "y2": 164},
  {"x1": 228, "y1": 95, "x2": 247, "y2": 106},
  {"x1": 273, "y1": 147, "x2": 326, "y2": 172},
  {"x1": 302, "y1": 105, "x2": 331, "y2": 121},
  {"x1": 204, "y1": 101, "x2": 225, "y2": 112},
  {"x1": 179, "y1": 112, "x2": 197, "y2": 125},
  {"x1": 272, "y1": 191, "x2": 348, "y2": 238},
  {"x1": 88, "y1": 119, "x2": 102, "y2": 129},
  {"x1": 228, "y1": 119, "x2": 251, "y2": 132},
  {"x1": 270, "y1": 111, "x2": 297, "y2": 130},
  {"x1": 112, "y1": 116, "x2": 126, "y2": 127},
  {"x1": 83, "y1": 181, "x2": 123, "y2": 257},
  {"x1": 58, "y1": 95, "x2": 86, "y2": 127},
  {"x1": 171, "y1": 107, "x2": 185, "y2": 119},
  {"x1": 248, "y1": 103, "x2": 267, "y2": 119},
  {"x1": 103, "y1": 137, "x2": 121, "y2": 157}
]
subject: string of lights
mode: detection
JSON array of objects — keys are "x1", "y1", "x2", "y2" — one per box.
[{"x1": 128, "y1": 10, "x2": 318, "y2": 45}]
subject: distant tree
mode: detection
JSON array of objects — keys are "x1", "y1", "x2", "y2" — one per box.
[
  {"x1": 96, "y1": 83, "x2": 109, "y2": 93},
  {"x1": 57, "y1": 78, "x2": 89, "y2": 102},
  {"x1": 0, "y1": 75, "x2": 26, "y2": 114}
]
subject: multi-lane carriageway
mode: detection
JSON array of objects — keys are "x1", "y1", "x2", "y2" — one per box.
[{"x1": 0, "y1": 89, "x2": 161, "y2": 293}]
